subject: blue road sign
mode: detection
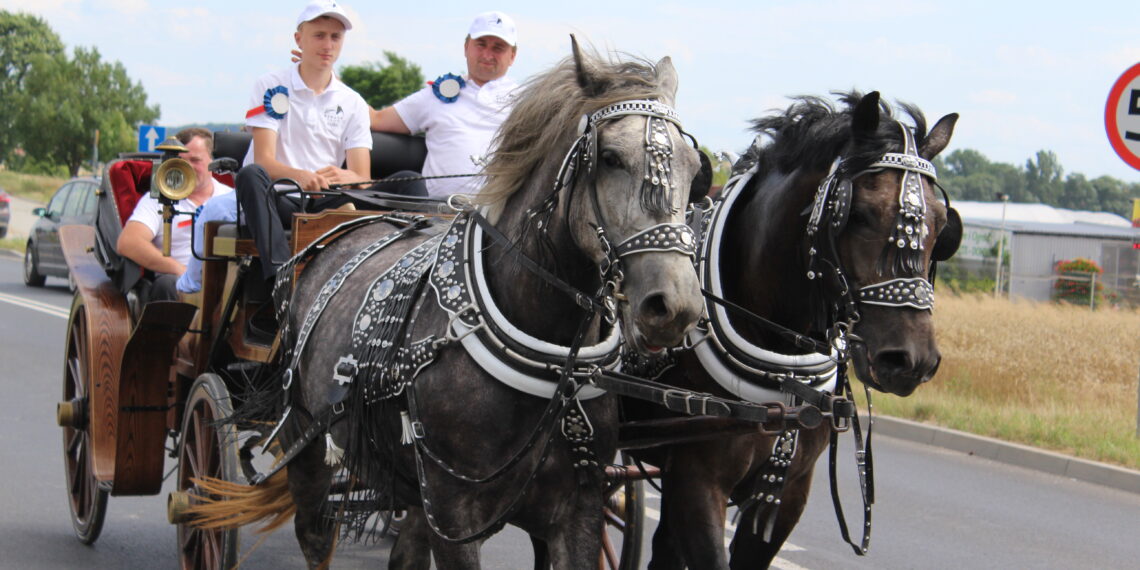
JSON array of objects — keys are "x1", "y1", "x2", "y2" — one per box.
[{"x1": 137, "y1": 125, "x2": 166, "y2": 153}]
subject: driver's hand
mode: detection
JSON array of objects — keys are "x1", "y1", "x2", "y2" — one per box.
[
  {"x1": 292, "y1": 170, "x2": 329, "y2": 192},
  {"x1": 316, "y1": 165, "x2": 365, "y2": 186}
]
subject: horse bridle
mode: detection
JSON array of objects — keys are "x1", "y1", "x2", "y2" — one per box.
[
  {"x1": 531, "y1": 99, "x2": 701, "y2": 306},
  {"x1": 806, "y1": 121, "x2": 941, "y2": 331}
]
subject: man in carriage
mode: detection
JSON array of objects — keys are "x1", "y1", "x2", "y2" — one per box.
[
  {"x1": 115, "y1": 127, "x2": 233, "y2": 302},
  {"x1": 210, "y1": 0, "x2": 374, "y2": 285},
  {"x1": 368, "y1": 10, "x2": 520, "y2": 198}
]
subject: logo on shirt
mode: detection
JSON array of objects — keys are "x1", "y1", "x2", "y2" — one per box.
[{"x1": 323, "y1": 105, "x2": 345, "y2": 128}]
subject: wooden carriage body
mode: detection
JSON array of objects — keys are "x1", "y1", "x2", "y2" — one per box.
[{"x1": 56, "y1": 131, "x2": 430, "y2": 554}]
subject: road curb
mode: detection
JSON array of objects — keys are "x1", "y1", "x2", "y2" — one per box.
[{"x1": 875, "y1": 415, "x2": 1140, "y2": 495}]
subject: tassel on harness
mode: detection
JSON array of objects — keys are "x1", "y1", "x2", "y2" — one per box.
[
  {"x1": 324, "y1": 433, "x2": 344, "y2": 466},
  {"x1": 400, "y1": 411, "x2": 416, "y2": 445}
]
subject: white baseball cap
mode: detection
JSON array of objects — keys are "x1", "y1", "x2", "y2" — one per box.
[
  {"x1": 468, "y1": 11, "x2": 516, "y2": 46},
  {"x1": 296, "y1": 0, "x2": 352, "y2": 31}
]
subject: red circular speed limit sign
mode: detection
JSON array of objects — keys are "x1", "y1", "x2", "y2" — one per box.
[{"x1": 1105, "y1": 62, "x2": 1140, "y2": 170}]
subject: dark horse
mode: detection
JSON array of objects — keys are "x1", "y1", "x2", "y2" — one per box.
[
  {"x1": 198, "y1": 43, "x2": 707, "y2": 569},
  {"x1": 637, "y1": 91, "x2": 962, "y2": 569}
]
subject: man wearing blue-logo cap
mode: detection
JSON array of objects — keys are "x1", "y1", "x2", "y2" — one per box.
[{"x1": 369, "y1": 11, "x2": 520, "y2": 199}]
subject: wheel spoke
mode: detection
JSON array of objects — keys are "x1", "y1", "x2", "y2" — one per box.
[
  {"x1": 601, "y1": 527, "x2": 619, "y2": 569},
  {"x1": 603, "y1": 507, "x2": 625, "y2": 529}
]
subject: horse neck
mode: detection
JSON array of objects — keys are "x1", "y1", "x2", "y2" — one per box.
[
  {"x1": 482, "y1": 186, "x2": 600, "y2": 346},
  {"x1": 722, "y1": 169, "x2": 824, "y2": 351}
]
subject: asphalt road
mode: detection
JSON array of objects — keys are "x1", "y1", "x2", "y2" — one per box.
[{"x1": 1, "y1": 254, "x2": 1138, "y2": 569}]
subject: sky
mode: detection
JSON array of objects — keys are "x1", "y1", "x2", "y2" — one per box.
[{"x1": 4, "y1": 0, "x2": 1140, "y2": 184}]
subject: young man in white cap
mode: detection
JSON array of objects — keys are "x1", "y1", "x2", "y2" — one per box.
[
  {"x1": 231, "y1": 0, "x2": 373, "y2": 281},
  {"x1": 368, "y1": 11, "x2": 519, "y2": 198}
]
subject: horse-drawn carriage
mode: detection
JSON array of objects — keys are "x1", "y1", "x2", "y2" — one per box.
[{"x1": 55, "y1": 41, "x2": 961, "y2": 570}]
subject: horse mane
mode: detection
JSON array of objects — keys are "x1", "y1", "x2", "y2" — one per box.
[
  {"x1": 476, "y1": 45, "x2": 668, "y2": 215},
  {"x1": 737, "y1": 90, "x2": 930, "y2": 177}
]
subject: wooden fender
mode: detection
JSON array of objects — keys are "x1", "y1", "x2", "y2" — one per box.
[
  {"x1": 62, "y1": 225, "x2": 198, "y2": 495},
  {"x1": 60, "y1": 225, "x2": 131, "y2": 487},
  {"x1": 113, "y1": 300, "x2": 195, "y2": 494}
]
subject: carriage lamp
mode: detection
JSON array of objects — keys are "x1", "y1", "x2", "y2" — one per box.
[{"x1": 151, "y1": 136, "x2": 198, "y2": 256}]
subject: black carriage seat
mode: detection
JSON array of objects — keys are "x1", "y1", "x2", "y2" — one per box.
[
  {"x1": 205, "y1": 130, "x2": 429, "y2": 259},
  {"x1": 210, "y1": 130, "x2": 428, "y2": 185}
]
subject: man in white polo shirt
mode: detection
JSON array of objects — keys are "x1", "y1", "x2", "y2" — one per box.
[
  {"x1": 117, "y1": 127, "x2": 233, "y2": 301},
  {"x1": 369, "y1": 11, "x2": 520, "y2": 198},
  {"x1": 236, "y1": 0, "x2": 372, "y2": 280}
]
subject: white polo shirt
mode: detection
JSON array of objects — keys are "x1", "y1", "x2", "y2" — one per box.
[
  {"x1": 393, "y1": 75, "x2": 518, "y2": 198},
  {"x1": 243, "y1": 64, "x2": 373, "y2": 171},
  {"x1": 126, "y1": 180, "x2": 234, "y2": 267}
]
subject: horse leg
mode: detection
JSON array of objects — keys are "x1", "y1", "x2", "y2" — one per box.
[
  {"x1": 389, "y1": 506, "x2": 433, "y2": 570},
  {"x1": 658, "y1": 470, "x2": 731, "y2": 570},
  {"x1": 727, "y1": 475, "x2": 812, "y2": 570},
  {"x1": 287, "y1": 440, "x2": 338, "y2": 569},
  {"x1": 532, "y1": 535, "x2": 551, "y2": 570},
  {"x1": 647, "y1": 511, "x2": 685, "y2": 570},
  {"x1": 426, "y1": 532, "x2": 481, "y2": 570},
  {"x1": 541, "y1": 486, "x2": 606, "y2": 570}
]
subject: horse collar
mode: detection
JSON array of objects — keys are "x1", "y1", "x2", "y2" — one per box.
[
  {"x1": 429, "y1": 213, "x2": 619, "y2": 400},
  {"x1": 688, "y1": 167, "x2": 841, "y2": 405}
]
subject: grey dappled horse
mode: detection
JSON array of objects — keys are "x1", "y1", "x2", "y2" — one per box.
[{"x1": 248, "y1": 42, "x2": 707, "y2": 569}]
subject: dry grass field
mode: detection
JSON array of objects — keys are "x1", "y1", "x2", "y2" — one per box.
[
  {"x1": 0, "y1": 170, "x2": 66, "y2": 204},
  {"x1": 862, "y1": 292, "x2": 1140, "y2": 471}
]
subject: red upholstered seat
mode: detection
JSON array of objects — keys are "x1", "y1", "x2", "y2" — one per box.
[{"x1": 107, "y1": 160, "x2": 153, "y2": 227}]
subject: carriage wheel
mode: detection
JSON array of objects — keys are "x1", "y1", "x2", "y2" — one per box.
[
  {"x1": 176, "y1": 373, "x2": 240, "y2": 570},
  {"x1": 600, "y1": 452, "x2": 645, "y2": 570},
  {"x1": 59, "y1": 298, "x2": 108, "y2": 544}
]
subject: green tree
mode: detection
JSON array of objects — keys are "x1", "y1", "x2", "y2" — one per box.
[
  {"x1": 339, "y1": 51, "x2": 424, "y2": 109},
  {"x1": 0, "y1": 10, "x2": 64, "y2": 164},
  {"x1": 1059, "y1": 173, "x2": 1098, "y2": 211},
  {"x1": 1091, "y1": 175, "x2": 1136, "y2": 218},
  {"x1": 13, "y1": 46, "x2": 159, "y2": 176},
  {"x1": 940, "y1": 148, "x2": 992, "y2": 177},
  {"x1": 1024, "y1": 150, "x2": 1063, "y2": 204}
]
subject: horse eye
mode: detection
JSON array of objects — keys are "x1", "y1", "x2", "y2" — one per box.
[{"x1": 600, "y1": 149, "x2": 623, "y2": 169}]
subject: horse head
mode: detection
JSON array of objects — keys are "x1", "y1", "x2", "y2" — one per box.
[
  {"x1": 821, "y1": 91, "x2": 961, "y2": 396},
  {"x1": 481, "y1": 38, "x2": 704, "y2": 356}
]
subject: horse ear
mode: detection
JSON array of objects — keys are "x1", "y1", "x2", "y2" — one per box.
[
  {"x1": 571, "y1": 35, "x2": 608, "y2": 98},
  {"x1": 920, "y1": 113, "x2": 959, "y2": 160},
  {"x1": 851, "y1": 91, "x2": 881, "y2": 140},
  {"x1": 655, "y1": 56, "x2": 679, "y2": 106},
  {"x1": 689, "y1": 150, "x2": 712, "y2": 203},
  {"x1": 931, "y1": 207, "x2": 962, "y2": 262}
]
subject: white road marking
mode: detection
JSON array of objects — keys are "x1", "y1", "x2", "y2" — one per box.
[{"x1": 0, "y1": 291, "x2": 69, "y2": 319}]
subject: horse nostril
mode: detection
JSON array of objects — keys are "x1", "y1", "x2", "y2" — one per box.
[
  {"x1": 639, "y1": 293, "x2": 671, "y2": 323},
  {"x1": 874, "y1": 350, "x2": 913, "y2": 374}
]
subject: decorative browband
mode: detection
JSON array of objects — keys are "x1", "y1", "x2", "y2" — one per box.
[
  {"x1": 867, "y1": 152, "x2": 937, "y2": 180},
  {"x1": 588, "y1": 99, "x2": 682, "y2": 127}
]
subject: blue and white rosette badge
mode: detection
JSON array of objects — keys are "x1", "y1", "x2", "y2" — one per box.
[
  {"x1": 246, "y1": 85, "x2": 290, "y2": 119},
  {"x1": 432, "y1": 73, "x2": 465, "y2": 104}
]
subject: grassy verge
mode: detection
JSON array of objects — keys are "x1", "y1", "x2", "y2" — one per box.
[
  {"x1": 0, "y1": 237, "x2": 27, "y2": 253},
  {"x1": 0, "y1": 170, "x2": 66, "y2": 203},
  {"x1": 856, "y1": 293, "x2": 1140, "y2": 471}
]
